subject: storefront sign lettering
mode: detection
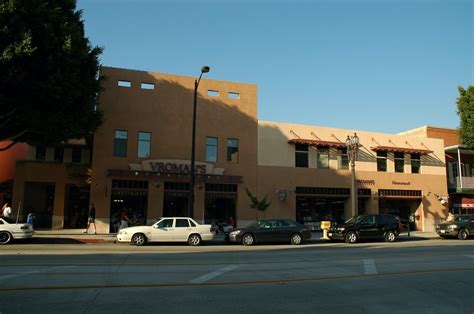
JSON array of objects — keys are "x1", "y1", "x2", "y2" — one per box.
[
  {"x1": 150, "y1": 162, "x2": 206, "y2": 174},
  {"x1": 356, "y1": 179, "x2": 375, "y2": 186},
  {"x1": 392, "y1": 181, "x2": 410, "y2": 186}
]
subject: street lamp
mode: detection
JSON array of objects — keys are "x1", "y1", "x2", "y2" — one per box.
[
  {"x1": 346, "y1": 133, "x2": 360, "y2": 217},
  {"x1": 189, "y1": 66, "x2": 210, "y2": 218}
]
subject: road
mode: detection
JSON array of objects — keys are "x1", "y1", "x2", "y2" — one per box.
[{"x1": 1, "y1": 238, "x2": 473, "y2": 313}]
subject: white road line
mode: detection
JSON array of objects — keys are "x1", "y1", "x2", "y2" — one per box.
[
  {"x1": 363, "y1": 259, "x2": 378, "y2": 275},
  {"x1": 0, "y1": 266, "x2": 75, "y2": 282},
  {"x1": 464, "y1": 254, "x2": 474, "y2": 259},
  {"x1": 189, "y1": 264, "x2": 240, "y2": 284}
]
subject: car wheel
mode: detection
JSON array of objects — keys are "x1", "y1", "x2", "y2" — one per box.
[
  {"x1": 345, "y1": 231, "x2": 358, "y2": 244},
  {"x1": 290, "y1": 233, "x2": 303, "y2": 245},
  {"x1": 458, "y1": 229, "x2": 469, "y2": 240},
  {"x1": 242, "y1": 233, "x2": 255, "y2": 246},
  {"x1": 0, "y1": 231, "x2": 12, "y2": 244},
  {"x1": 131, "y1": 233, "x2": 147, "y2": 246},
  {"x1": 188, "y1": 234, "x2": 201, "y2": 246},
  {"x1": 385, "y1": 230, "x2": 397, "y2": 242}
]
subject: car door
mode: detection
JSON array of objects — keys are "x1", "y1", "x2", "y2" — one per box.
[
  {"x1": 151, "y1": 218, "x2": 174, "y2": 242},
  {"x1": 468, "y1": 216, "x2": 474, "y2": 233},
  {"x1": 275, "y1": 219, "x2": 294, "y2": 242},
  {"x1": 173, "y1": 218, "x2": 192, "y2": 242},
  {"x1": 358, "y1": 215, "x2": 378, "y2": 238},
  {"x1": 254, "y1": 220, "x2": 277, "y2": 242}
]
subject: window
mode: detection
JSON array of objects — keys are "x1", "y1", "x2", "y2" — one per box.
[
  {"x1": 295, "y1": 144, "x2": 308, "y2": 168},
  {"x1": 206, "y1": 137, "x2": 218, "y2": 162},
  {"x1": 377, "y1": 151, "x2": 387, "y2": 172},
  {"x1": 157, "y1": 219, "x2": 173, "y2": 228},
  {"x1": 72, "y1": 148, "x2": 82, "y2": 163},
  {"x1": 317, "y1": 147, "x2": 330, "y2": 169},
  {"x1": 118, "y1": 80, "x2": 131, "y2": 87},
  {"x1": 207, "y1": 90, "x2": 219, "y2": 97},
  {"x1": 411, "y1": 154, "x2": 421, "y2": 174},
  {"x1": 140, "y1": 82, "x2": 154, "y2": 90},
  {"x1": 337, "y1": 148, "x2": 349, "y2": 169},
  {"x1": 114, "y1": 130, "x2": 128, "y2": 157},
  {"x1": 227, "y1": 139, "x2": 239, "y2": 163},
  {"x1": 54, "y1": 147, "x2": 64, "y2": 163},
  {"x1": 35, "y1": 146, "x2": 46, "y2": 161},
  {"x1": 228, "y1": 92, "x2": 240, "y2": 99},
  {"x1": 189, "y1": 219, "x2": 196, "y2": 227},
  {"x1": 394, "y1": 152, "x2": 404, "y2": 173},
  {"x1": 175, "y1": 219, "x2": 190, "y2": 228},
  {"x1": 138, "y1": 132, "x2": 151, "y2": 158}
]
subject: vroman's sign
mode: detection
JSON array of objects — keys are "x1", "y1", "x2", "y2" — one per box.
[{"x1": 128, "y1": 159, "x2": 225, "y2": 175}]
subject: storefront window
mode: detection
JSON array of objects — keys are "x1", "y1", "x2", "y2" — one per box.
[
  {"x1": 54, "y1": 147, "x2": 64, "y2": 163},
  {"x1": 411, "y1": 153, "x2": 421, "y2": 174},
  {"x1": 337, "y1": 148, "x2": 349, "y2": 169},
  {"x1": 377, "y1": 151, "x2": 387, "y2": 172},
  {"x1": 317, "y1": 147, "x2": 330, "y2": 169},
  {"x1": 394, "y1": 152, "x2": 404, "y2": 173},
  {"x1": 114, "y1": 130, "x2": 128, "y2": 157},
  {"x1": 206, "y1": 137, "x2": 218, "y2": 162},
  {"x1": 295, "y1": 144, "x2": 308, "y2": 168},
  {"x1": 227, "y1": 138, "x2": 239, "y2": 163},
  {"x1": 138, "y1": 132, "x2": 151, "y2": 158},
  {"x1": 72, "y1": 148, "x2": 82, "y2": 163},
  {"x1": 35, "y1": 146, "x2": 46, "y2": 161}
]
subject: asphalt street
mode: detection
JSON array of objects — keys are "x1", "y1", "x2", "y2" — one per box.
[{"x1": 1, "y1": 238, "x2": 473, "y2": 314}]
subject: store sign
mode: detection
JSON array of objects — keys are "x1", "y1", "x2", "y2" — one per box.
[
  {"x1": 129, "y1": 159, "x2": 226, "y2": 175},
  {"x1": 392, "y1": 181, "x2": 410, "y2": 186},
  {"x1": 356, "y1": 179, "x2": 375, "y2": 186}
]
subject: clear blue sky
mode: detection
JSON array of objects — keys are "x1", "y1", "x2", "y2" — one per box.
[{"x1": 77, "y1": 0, "x2": 473, "y2": 134}]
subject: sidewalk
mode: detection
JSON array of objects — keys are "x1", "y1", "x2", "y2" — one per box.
[{"x1": 31, "y1": 229, "x2": 440, "y2": 244}]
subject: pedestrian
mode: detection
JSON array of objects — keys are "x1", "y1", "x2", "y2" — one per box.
[
  {"x1": 228, "y1": 216, "x2": 236, "y2": 228},
  {"x1": 27, "y1": 213, "x2": 35, "y2": 226},
  {"x1": 1, "y1": 203, "x2": 12, "y2": 218},
  {"x1": 84, "y1": 203, "x2": 97, "y2": 234},
  {"x1": 119, "y1": 208, "x2": 131, "y2": 231}
]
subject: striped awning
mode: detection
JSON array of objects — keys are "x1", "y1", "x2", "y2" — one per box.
[{"x1": 288, "y1": 139, "x2": 346, "y2": 148}]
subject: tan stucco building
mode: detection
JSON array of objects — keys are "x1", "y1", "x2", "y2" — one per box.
[{"x1": 6, "y1": 66, "x2": 449, "y2": 233}]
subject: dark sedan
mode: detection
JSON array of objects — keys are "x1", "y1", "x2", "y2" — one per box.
[{"x1": 228, "y1": 219, "x2": 312, "y2": 246}]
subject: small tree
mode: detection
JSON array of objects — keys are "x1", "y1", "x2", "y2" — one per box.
[
  {"x1": 457, "y1": 86, "x2": 474, "y2": 147},
  {"x1": 245, "y1": 188, "x2": 271, "y2": 220}
]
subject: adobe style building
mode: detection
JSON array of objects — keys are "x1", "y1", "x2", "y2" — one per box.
[
  {"x1": 5, "y1": 67, "x2": 450, "y2": 233},
  {"x1": 400, "y1": 126, "x2": 474, "y2": 215}
]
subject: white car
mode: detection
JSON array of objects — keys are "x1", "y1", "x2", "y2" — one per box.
[
  {"x1": 0, "y1": 217, "x2": 34, "y2": 244},
  {"x1": 117, "y1": 217, "x2": 215, "y2": 246}
]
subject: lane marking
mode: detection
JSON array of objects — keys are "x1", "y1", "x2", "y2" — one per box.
[
  {"x1": 189, "y1": 264, "x2": 239, "y2": 284},
  {"x1": 363, "y1": 259, "x2": 378, "y2": 275},
  {"x1": 465, "y1": 254, "x2": 474, "y2": 259},
  {"x1": 0, "y1": 266, "x2": 75, "y2": 282}
]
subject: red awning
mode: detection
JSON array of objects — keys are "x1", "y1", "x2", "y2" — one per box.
[
  {"x1": 288, "y1": 139, "x2": 346, "y2": 148},
  {"x1": 370, "y1": 146, "x2": 433, "y2": 154}
]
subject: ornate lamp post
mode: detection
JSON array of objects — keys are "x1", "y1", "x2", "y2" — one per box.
[
  {"x1": 189, "y1": 66, "x2": 210, "y2": 218},
  {"x1": 346, "y1": 133, "x2": 360, "y2": 217}
]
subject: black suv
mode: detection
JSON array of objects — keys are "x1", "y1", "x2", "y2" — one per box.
[
  {"x1": 436, "y1": 215, "x2": 474, "y2": 240},
  {"x1": 328, "y1": 214, "x2": 401, "y2": 244}
]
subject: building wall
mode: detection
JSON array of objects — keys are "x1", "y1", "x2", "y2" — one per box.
[
  {"x1": 399, "y1": 125, "x2": 460, "y2": 147},
  {"x1": 0, "y1": 141, "x2": 28, "y2": 183},
  {"x1": 90, "y1": 67, "x2": 259, "y2": 232},
  {"x1": 257, "y1": 121, "x2": 448, "y2": 231}
]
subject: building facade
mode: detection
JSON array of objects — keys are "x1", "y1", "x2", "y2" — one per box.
[{"x1": 5, "y1": 67, "x2": 450, "y2": 233}]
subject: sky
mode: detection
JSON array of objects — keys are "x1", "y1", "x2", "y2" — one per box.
[{"x1": 77, "y1": 0, "x2": 473, "y2": 134}]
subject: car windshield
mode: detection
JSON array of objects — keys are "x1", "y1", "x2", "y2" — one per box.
[
  {"x1": 1, "y1": 217, "x2": 14, "y2": 224},
  {"x1": 454, "y1": 215, "x2": 471, "y2": 222},
  {"x1": 345, "y1": 215, "x2": 364, "y2": 224}
]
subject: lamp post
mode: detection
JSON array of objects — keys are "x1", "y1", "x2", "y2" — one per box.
[
  {"x1": 346, "y1": 133, "x2": 360, "y2": 217},
  {"x1": 189, "y1": 66, "x2": 210, "y2": 218}
]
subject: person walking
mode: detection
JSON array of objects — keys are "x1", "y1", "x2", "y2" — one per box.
[
  {"x1": 84, "y1": 203, "x2": 97, "y2": 234},
  {"x1": 119, "y1": 208, "x2": 131, "y2": 231},
  {"x1": 1, "y1": 203, "x2": 12, "y2": 219}
]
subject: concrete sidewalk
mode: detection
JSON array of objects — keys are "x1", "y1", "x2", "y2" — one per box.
[{"x1": 31, "y1": 229, "x2": 440, "y2": 244}]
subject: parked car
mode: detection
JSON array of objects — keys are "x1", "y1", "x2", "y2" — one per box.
[
  {"x1": 0, "y1": 217, "x2": 34, "y2": 244},
  {"x1": 328, "y1": 214, "x2": 400, "y2": 244},
  {"x1": 436, "y1": 215, "x2": 474, "y2": 240},
  {"x1": 228, "y1": 219, "x2": 312, "y2": 246},
  {"x1": 117, "y1": 217, "x2": 215, "y2": 246}
]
